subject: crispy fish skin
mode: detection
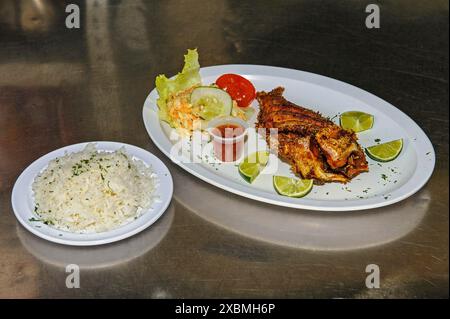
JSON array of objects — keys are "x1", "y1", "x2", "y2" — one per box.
[
  {"x1": 256, "y1": 87, "x2": 368, "y2": 183},
  {"x1": 315, "y1": 126, "x2": 359, "y2": 169},
  {"x1": 270, "y1": 133, "x2": 349, "y2": 184}
]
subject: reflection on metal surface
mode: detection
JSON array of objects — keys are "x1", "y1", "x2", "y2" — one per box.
[
  {"x1": 0, "y1": 0, "x2": 67, "y2": 35},
  {"x1": 20, "y1": 0, "x2": 57, "y2": 33},
  {"x1": 152, "y1": 288, "x2": 172, "y2": 299},
  {"x1": 173, "y1": 167, "x2": 430, "y2": 250},
  {"x1": 86, "y1": 0, "x2": 124, "y2": 138},
  {"x1": 0, "y1": 63, "x2": 85, "y2": 86},
  {"x1": 17, "y1": 203, "x2": 174, "y2": 269},
  {"x1": 113, "y1": 0, "x2": 150, "y2": 51}
]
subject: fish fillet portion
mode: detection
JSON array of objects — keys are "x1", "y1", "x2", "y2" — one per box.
[{"x1": 256, "y1": 87, "x2": 368, "y2": 184}]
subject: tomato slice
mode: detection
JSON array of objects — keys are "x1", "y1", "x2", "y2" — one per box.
[{"x1": 215, "y1": 74, "x2": 256, "y2": 107}]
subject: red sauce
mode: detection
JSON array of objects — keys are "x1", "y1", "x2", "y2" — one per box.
[
  {"x1": 211, "y1": 124, "x2": 245, "y2": 162},
  {"x1": 215, "y1": 124, "x2": 242, "y2": 137}
]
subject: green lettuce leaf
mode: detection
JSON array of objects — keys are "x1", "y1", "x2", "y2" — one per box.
[{"x1": 155, "y1": 49, "x2": 201, "y2": 126}]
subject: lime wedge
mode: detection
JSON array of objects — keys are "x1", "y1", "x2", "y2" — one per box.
[
  {"x1": 365, "y1": 139, "x2": 403, "y2": 162},
  {"x1": 238, "y1": 151, "x2": 269, "y2": 183},
  {"x1": 340, "y1": 111, "x2": 374, "y2": 133},
  {"x1": 273, "y1": 176, "x2": 313, "y2": 198}
]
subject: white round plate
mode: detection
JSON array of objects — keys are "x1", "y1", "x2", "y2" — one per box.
[
  {"x1": 11, "y1": 141, "x2": 173, "y2": 245},
  {"x1": 142, "y1": 65, "x2": 435, "y2": 211}
]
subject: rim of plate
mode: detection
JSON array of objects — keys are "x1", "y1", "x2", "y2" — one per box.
[
  {"x1": 11, "y1": 141, "x2": 173, "y2": 245},
  {"x1": 142, "y1": 64, "x2": 435, "y2": 211}
]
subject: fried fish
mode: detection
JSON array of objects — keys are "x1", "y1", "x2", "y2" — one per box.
[{"x1": 256, "y1": 87, "x2": 368, "y2": 184}]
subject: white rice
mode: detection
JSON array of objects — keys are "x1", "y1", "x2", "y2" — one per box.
[{"x1": 32, "y1": 144, "x2": 158, "y2": 233}]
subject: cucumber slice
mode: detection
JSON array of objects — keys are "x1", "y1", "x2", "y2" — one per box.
[{"x1": 191, "y1": 87, "x2": 232, "y2": 120}]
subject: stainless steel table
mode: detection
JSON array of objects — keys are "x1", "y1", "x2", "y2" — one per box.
[{"x1": 0, "y1": 0, "x2": 448, "y2": 298}]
